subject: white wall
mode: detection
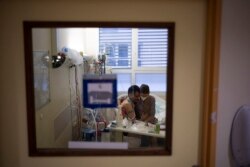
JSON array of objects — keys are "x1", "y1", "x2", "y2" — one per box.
[
  {"x1": 56, "y1": 28, "x2": 86, "y2": 52},
  {"x1": 0, "y1": 0, "x2": 206, "y2": 167},
  {"x1": 32, "y1": 29, "x2": 85, "y2": 148},
  {"x1": 85, "y1": 28, "x2": 99, "y2": 56},
  {"x1": 56, "y1": 28, "x2": 99, "y2": 56},
  {"x1": 216, "y1": 0, "x2": 250, "y2": 166}
]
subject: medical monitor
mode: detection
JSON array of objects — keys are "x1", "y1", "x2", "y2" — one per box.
[{"x1": 83, "y1": 74, "x2": 117, "y2": 109}]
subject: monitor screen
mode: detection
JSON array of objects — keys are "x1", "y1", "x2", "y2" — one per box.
[{"x1": 83, "y1": 74, "x2": 117, "y2": 109}]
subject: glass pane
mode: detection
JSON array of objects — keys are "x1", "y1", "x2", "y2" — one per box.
[
  {"x1": 138, "y1": 28, "x2": 168, "y2": 67},
  {"x1": 27, "y1": 24, "x2": 173, "y2": 155},
  {"x1": 116, "y1": 73, "x2": 131, "y2": 92},
  {"x1": 99, "y1": 28, "x2": 132, "y2": 68},
  {"x1": 135, "y1": 73, "x2": 166, "y2": 92}
]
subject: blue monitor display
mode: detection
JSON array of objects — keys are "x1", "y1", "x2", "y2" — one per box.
[{"x1": 83, "y1": 74, "x2": 117, "y2": 109}]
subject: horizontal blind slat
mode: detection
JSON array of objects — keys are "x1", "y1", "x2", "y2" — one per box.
[
  {"x1": 99, "y1": 28, "x2": 132, "y2": 68},
  {"x1": 138, "y1": 28, "x2": 168, "y2": 67}
]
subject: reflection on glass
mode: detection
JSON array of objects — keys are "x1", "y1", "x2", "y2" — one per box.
[{"x1": 33, "y1": 51, "x2": 50, "y2": 110}]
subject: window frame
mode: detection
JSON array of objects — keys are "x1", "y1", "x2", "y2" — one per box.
[{"x1": 23, "y1": 21, "x2": 175, "y2": 156}]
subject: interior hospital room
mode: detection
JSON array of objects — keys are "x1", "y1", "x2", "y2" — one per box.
[
  {"x1": 3, "y1": 0, "x2": 250, "y2": 166},
  {"x1": 33, "y1": 27, "x2": 168, "y2": 149}
]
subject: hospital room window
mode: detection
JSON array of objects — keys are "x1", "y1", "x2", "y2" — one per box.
[
  {"x1": 117, "y1": 73, "x2": 131, "y2": 92},
  {"x1": 99, "y1": 28, "x2": 132, "y2": 68},
  {"x1": 138, "y1": 28, "x2": 168, "y2": 67},
  {"x1": 99, "y1": 28, "x2": 168, "y2": 92},
  {"x1": 135, "y1": 73, "x2": 166, "y2": 92}
]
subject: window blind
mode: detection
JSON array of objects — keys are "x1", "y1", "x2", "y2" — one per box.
[
  {"x1": 99, "y1": 28, "x2": 132, "y2": 68},
  {"x1": 138, "y1": 28, "x2": 168, "y2": 67}
]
